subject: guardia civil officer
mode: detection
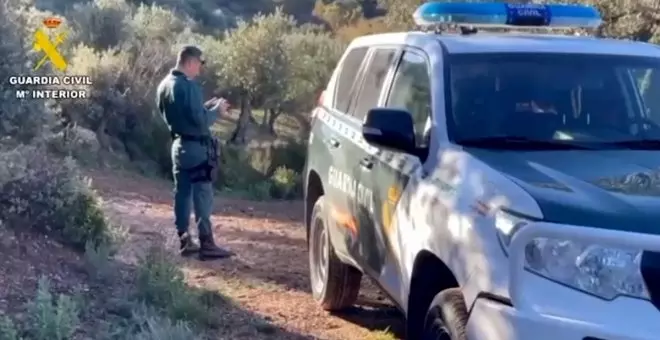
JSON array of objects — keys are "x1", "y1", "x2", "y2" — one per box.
[{"x1": 156, "y1": 45, "x2": 234, "y2": 260}]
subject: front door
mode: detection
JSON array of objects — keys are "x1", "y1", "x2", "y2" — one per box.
[
  {"x1": 358, "y1": 48, "x2": 433, "y2": 302},
  {"x1": 344, "y1": 46, "x2": 400, "y2": 274}
]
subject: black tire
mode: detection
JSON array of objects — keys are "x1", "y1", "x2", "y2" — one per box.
[
  {"x1": 422, "y1": 288, "x2": 469, "y2": 340},
  {"x1": 308, "y1": 196, "x2": 362, "y2": 311}
]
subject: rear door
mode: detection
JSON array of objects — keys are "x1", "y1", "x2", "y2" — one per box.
[{"x1": 320, "y1": 46, "x2": 370, "y2": 262}]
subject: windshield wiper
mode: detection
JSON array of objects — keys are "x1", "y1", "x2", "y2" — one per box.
[
  {"x1": 456, "y1": 136, "x2": 594, "y2": 150},
  {"x1": 606, "y1": 140, "x2": 660, "y2": 150}
]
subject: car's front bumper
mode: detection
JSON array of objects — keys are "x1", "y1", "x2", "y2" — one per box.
[
  {"x1": 467, "y1": 295, "x2": 658, "y2": 340},
  {"x1": 466, "y1": 222, "x2": 660, "y2": 340}
]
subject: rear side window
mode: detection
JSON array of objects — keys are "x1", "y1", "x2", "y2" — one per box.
[
  {"x1": 334, "y1": 47, "x2": 368, "y2": 113},
  {"x1": 352, "y1": 48, "x2": 397, "y2": 120}
]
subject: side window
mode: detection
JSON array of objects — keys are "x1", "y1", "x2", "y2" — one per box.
[
  {"x1": 385, "y1": 51, "x2": 432, "y2": 148},
  {"x1": 633, "y1": 68, "x2": 660, "y2": 124},
  {"x1": 352, "y1": 48, "x2": 397, "y2": 120},
  {"x1": 334, "y1": 47, "x2": 368, "y2": 113}
]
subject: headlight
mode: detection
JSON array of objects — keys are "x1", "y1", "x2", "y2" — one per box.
[{"x1": 495, "y1": 210, "x2": 650, "y2": 300}]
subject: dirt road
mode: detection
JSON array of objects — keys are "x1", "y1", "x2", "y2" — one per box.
[{"x1": 90, "y1": 169, "x2": 405, "y2": 340}]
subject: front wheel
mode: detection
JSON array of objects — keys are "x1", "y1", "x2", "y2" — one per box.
[
  {"x1": 308, "y1": 196, "x2": 362, "y2": 311},
  {"x1": 422, "y1": 288, "x2": 469, "y2": 340}
]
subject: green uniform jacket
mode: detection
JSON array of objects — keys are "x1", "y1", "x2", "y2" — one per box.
[{"x1": 156, "y1": 69, "x2": 217, "y2": 170}]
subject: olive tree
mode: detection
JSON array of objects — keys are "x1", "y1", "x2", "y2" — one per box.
[
  {"x1": 313, "y1": 0, "x2": 363, "y2": 31},
  {"x1": 278, "y1": 27, "x2": 344, "y2": 136},
  {"x1": 214, "y1": 8, "x2": 294, "y2": 143}
]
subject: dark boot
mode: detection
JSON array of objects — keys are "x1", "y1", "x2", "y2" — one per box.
[
  {"x1": 178, "y1": 232, "x2": 199, "y2": 257},
  {"x1": 199, "y1": 235, "x2": 234, "y2": 260}
]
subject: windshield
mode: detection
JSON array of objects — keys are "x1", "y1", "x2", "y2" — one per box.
[{"x1": 447, "y1": 53, "x2": 660, "y2": 147}]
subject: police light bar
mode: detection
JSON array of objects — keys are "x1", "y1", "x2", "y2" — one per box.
[{"x1": 413, "y1": 2, "x2": 602, "y2": 29}]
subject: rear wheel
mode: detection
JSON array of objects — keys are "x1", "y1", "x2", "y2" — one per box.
[
  {"x1": 421, "y1": 288, "x2": 468, "y2": 340},
  {"x1": 308, "y1": 196, "x2": 361, "y2": 310}
]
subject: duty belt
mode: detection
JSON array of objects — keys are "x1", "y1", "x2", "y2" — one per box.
[{"x1": 171, "y1": 133, "x2": 210, "y2": 143}]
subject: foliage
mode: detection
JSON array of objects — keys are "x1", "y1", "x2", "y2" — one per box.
[
  {"x1": 270, "y1": 166, "x2": 301, "y2": 199},
  {"x1": 0, "y1": 316, "x2": 20, "y2": 340},
  {"x1": 582, "y1": 0, "x2": 660, "y2": 42},
  {"x1": 281, "y1": 27, "x2": 345, "y2": 113},
  {"x1": 214, "y1": 8, "x2": 294, "y2": 108},
  {"x1": 0, "y1": 278, "x2": 81, "y2": 340},
  {"x1": 0, "y1": 144, "x2": 110, "y2": 250},
  {"x1": 84, "y1": 240, "x2": 115, "y2": 283},
  {"x1": 0, "y1": 0, "x2": 53, "y2": 143},
  {"x1": 336, "y1": 16, "x2": 389, "y2": 42},
  {"x1": 380, "y1": 0, "x2": 423, "y2": 31},
  {"x1": 135, "y1": 247, "x2": 216, "y2": 326},
  {"x1": 131, "y1": 311, "x2": 196, "y2": 340},
  {"x1": 59, "y1": 41, "x2": 173, "y2": 173},
  {"x1": 26, "y1": 277, "x2": 80, "y2": 340},
  {"x1": 313, "y1": 0, "x2": 363, "y2": 31},
  {"x1": 216, "y1": 141, "x2": 305, "y2": 199},
  {"x1": 66, "y1": 0, "x2": 133, "y2": 49}
]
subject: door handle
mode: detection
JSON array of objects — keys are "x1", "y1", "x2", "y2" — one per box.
[
  {"x1": 359, "y1": 156, "x2": 374, "y2": 170},
  {"x1": 326, "y1": 138, "x2": 340, "y2": 148}
]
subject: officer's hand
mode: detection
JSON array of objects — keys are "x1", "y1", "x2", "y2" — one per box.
[
  {"x1": 204, "y1": 97, "x2": 218, "y2": 109},
  {"x1": 215, "y1": 98, "x2": 230, "y2": 113}
]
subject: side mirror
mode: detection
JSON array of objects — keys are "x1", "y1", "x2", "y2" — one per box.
[{"x1": 362, "y1": 108, "x2": 415, "y2": 154}]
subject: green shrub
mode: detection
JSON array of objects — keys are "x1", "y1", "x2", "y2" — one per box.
[
  {"x1": 126, "y1": 3, "x2": 197, "y2": 43},
  {"x1": 248, "y1": 181, "x2": 275, "y2": 200},
  {"x1": 214, "y1": 142, "x2": 305, "y2": 199},
  {"x1": 59, "y1": 42, "x2": 173, "y2": 174},
  {"x1": 84, "y1": 240, "x2": 114, "y2": 283},
  {"x1": 268, "y1": 142, "x2": 306, "y2": 174},
  {"x1": 67, "y1": 0, "x2": 132, "y2": 50},
  {"x1": 0, "y1": 0, "x2": 53, "y2": 143},
  {"x1": 45, "y1": 125, "x2": 101, "y2": 164},
  {"x1": 0, "y1": 316, "x2": 20, "y2": 340},
  {"x1": 131, "y1": 310, "x2": 198, "y2": 340},
  {"x1": 216, "y1": 144, "x2": 267, "y2": 189},
  {"x1": 135, "y1": 248, "x2": 214, "y2": 325},
  {"x1": 0, "y1": 144, "x2": 110, "y2": 250},
  {"x1": 269, "y1": 166, "x2": 301, "y2": 199},
  {"x1": 26, "y1": 277, "x2": 80, "y2": 340}
]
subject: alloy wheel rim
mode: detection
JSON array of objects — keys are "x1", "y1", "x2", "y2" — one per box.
[{"x1": 310, "y1": 219, "x2": 328, "y2": 293}]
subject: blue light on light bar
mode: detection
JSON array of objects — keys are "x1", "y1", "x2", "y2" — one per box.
[{"x1": 413, "y1": 2, "x2": 602, "y2": 29}]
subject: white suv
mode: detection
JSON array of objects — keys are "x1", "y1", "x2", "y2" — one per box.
[{"x1": 303, "y1": 2, "x2": 660, "y2": 339}]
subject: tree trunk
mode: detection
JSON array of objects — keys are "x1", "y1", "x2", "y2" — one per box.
[
  {"x1": 292, "y1": 111, "x2": 312, "y2": 140},
  {"x1": 267, "y1": 108, "x2": 280, "y2": 135},
  {"x1": 229, "y1": 94, "x2": 251, "y2": 144},
  {"x1": 261, "y1": 108, "x2": 269, "y2": 126}
]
